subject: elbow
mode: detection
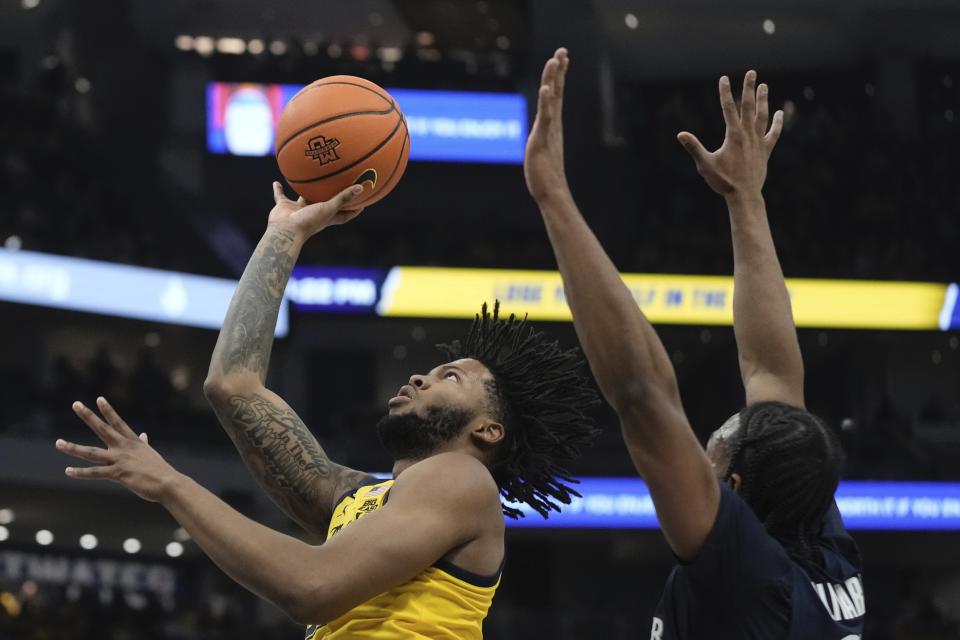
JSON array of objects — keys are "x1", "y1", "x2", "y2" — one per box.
[
  {"x1": 283, "y1": 580, "x2": 339, "y2": 626},
  {"x1": 202, "y1": 376, "x2": 230, "y2": 405},
  {"x1": 203, "y1": 375, "x2": 260, "y2": 406}
]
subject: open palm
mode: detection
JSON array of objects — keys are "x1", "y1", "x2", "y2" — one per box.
[{"x1": 677, "y1": 70, "x2": 783, "y2": 197}]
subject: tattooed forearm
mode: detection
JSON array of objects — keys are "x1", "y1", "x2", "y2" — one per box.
[
  {"x1": 222, "y1": 393, "x2": 373, "y2": 532},
  {"x1": 216, "y1": 227, "x2": 298, "y2": 381}
]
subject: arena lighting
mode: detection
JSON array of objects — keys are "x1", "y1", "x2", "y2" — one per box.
[
  {"x1": 350, "y1": 44, "x2": 371, "y2": 62},
  {"x1": 216, "y1": 37, "x2": 246, "y2": 55},
  {"x1": 123, "y1": 538, "x2": 142, "y2": 554},
  {"x1": 79, "y1": 534, "x2": 98, "y2": 550},
  {"x1": 377, "y1": 46, "x2": 403, "y2": 63},
  {"x1": 74, "y1": 78, "x2": 91, "y2": 94},
  {"x1": 0, "y1": 526, "x2": 8, "y2": 542},
  {"x1": 172, "y1": 527, "x2": 190, "y2": 542},
  {"x1": 0, "y1": 509, "x2": 13, "y2": 525},
  {"x1": 165, "y1": 542, "x2": 185, "y2": 558},
  {"x1": 194, "y1": 36, "x2": 214, "y2": 57},
  {"x1": 415, "y1": 31, "x2": 435, "y2": 47},
  {"x1": 35, "y1": 530, "x2": 53, "y2": 546},
  {"x1": 21, "y1": 0, "x2": 39, "y2": 9},
  {"x1": 268, "y1": 40, "x2": 288, "y2": 55},
  {"x1": 0, "y1": 248, "x2": 289, "y2": 334},
  {"x1": 174, "y1": 35, "x2": 193, "y2": 51},
  {"x1": 763, "y1": 18, "x2": 776, "y2": 35},
  {"x1": 624, "y1": 13, "x2": 639, "y2": 29},
  {"x1": 247, "y1": 38, "x2": 265, "y2": 55}
]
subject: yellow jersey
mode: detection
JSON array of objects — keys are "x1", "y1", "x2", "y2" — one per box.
[{"x1": 305, "y1": 479, "x2": 501, "y2": 639}]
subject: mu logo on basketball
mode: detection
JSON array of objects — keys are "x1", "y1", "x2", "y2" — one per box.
[{"x1": 305, "y1": 135, "x2": 341, "y2": 164}]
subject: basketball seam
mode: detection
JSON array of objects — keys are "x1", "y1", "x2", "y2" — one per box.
[
  {"x1": 288, "y1": 111, "x2": 405, "y2": 184},
  {"x1": 380, "y1": 120, "x2": 409, "y2": 191},
  {"x1": 287, "y1": 80, "x2": 393, "y2": 109},
  {"x1": 276, "y1": 101, "x2": 396, "y2": 156}
]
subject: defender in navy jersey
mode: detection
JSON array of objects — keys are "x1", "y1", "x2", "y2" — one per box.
[{"x1": 525, "y1": 50, "x2": 864, "y2": 639}]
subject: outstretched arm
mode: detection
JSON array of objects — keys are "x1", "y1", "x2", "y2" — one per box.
[
  {"x1": 524, "y1": 49, "x2": 718, "y2": 559},
  {"x1": 204, "y1": 183, "x2": 373, "y2": 537},
  {"x1": 677, "y1": 72, "x2": 802, "y2": 406},
  {"x1": 58, "y1": 400, "x2": 495, "y2": 625}
]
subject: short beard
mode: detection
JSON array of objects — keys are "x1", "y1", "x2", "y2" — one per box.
[{"x1": 376, "y1": 406, "x2": 474, "y2": 461}]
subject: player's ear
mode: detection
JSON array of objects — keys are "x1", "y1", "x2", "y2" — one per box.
[
  {"x1": 472, "y1": 421, "x2": 505, "y2": 447},
  {"x1": 728, "y1": 472, "x2": 743, "y2": 494}
]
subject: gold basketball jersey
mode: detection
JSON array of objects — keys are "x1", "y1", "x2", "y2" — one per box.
[{"x1": 304, "y1": 479, "x2": 501, "y2": 639}]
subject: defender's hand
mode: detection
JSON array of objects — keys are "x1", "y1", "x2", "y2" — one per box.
[
  {"x1": 525, "y1": 47, "x2": 572, "y2": 205},
  {"x1": 268, "y1": 182, "x2": 365, "y2": 238},
  {"x1": 57, "y1": 397, "x2": 182, "y2": 503},
  {"x1": 677, "y1": 71, "x2": 784, "y2": 198}
]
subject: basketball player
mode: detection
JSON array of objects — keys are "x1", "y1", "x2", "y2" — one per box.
[
  {"x1": 525, "y1": 48, "x2": 864, "y2": 638},
  {"x1": 57, "y1": 182, "x2": 599, "y2": 638}
]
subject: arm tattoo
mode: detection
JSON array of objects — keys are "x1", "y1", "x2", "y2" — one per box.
[
  {"x1": 219, "y1": 228, "x2": 297, "y2": 380},
  {"x1": 224, "y1": 393, "x2": 373, "y2": 531}
]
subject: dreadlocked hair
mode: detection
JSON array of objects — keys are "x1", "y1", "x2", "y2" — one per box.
[
  {"x1": 437, "y1": 301, "x2": 600, "y2": 519},
  {"x1": 725, "y1": 401, "x2": 844, "y2": 565}
]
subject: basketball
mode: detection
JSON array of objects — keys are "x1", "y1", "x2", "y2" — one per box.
[{"x1": 275, "y1": 75, "x2": 410, "y2": 208}]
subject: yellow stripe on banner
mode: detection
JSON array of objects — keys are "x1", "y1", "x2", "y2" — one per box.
[{"x1": 376, "y1": 267, "x2": 948, "y2": 330}]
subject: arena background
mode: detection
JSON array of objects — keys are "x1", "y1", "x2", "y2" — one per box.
[{"x1": 1, "y1": 0, "x2": 959, "y2": 638}]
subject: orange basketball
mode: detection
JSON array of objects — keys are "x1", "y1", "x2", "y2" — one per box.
[{"x1": 275, "y1": 75, "x2": 409, "y2": 208}]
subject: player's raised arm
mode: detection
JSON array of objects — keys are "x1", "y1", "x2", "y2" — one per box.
[
  {"x1": 677, "y1": 72, "x2": 802, "y2": 407},
  {"x1": 203, "y1": 183, "x2": 374, "y2": 537},
  {"x1": 524, "y1": 48, "x2": 718, "y2": 559}
]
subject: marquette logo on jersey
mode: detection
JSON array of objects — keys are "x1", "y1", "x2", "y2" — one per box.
[
  {"x1": 305, "y1": 135, "x2": 341, "y2": 164},
  {"x1": 353, "y1": 168, "x2": 378, "y2": 191}
]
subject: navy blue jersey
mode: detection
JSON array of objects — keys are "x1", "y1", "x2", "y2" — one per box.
[{"x1": 651, "y1": 484, "x2": 865, "y2": 639}]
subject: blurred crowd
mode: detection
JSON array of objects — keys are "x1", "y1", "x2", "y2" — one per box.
[{"x1": 2, "y1": 62, "x2": 958, "y2": 281}]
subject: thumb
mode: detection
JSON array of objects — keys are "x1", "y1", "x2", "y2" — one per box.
[{"x1": 677, "y1": 132, "x2": 708, "y2": 165}]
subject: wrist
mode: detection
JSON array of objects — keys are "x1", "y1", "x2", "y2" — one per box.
[
  {"x1": 265, "y1": 221, "x2": 311, "y2": 245},
  {"x1": 534, "y1": 184, "x2": 574, "y2": 210},
  {"x1": 724, "y1": 188, "x2": 765, "y2": 209},
  {"x1": 158, "y1": 471, "x2": 192, "y2": 507}
]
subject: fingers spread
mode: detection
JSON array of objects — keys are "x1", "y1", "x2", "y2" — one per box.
[
  {"x1": 56, "y1": 439, "x2": 113, "y2": 464},
  {"x1": 718, "y1": 76, "x2": 739, "y2": 130},
  {"x1": 97, "y1": 397, "x2": 138, "y2": 440},
  {"x1": 740, "y1": 70, "x2": 757, "y2": 125},
  {"x1": 676, "y1": 132, "x2": 709, "y2": 166},
  {"x1": 66, "y1": 465, "x2": 115, "y2": 480},
  {"x1": 72, "y1": 401, "x2": 118, "y2": 446},
  {"x1": 766, "y1": 109, "x2": 784, "y2": 148},
  {"x1": 756, "y1": 83, "x2": 770, "y2": 136},
  {"x1": 272, "y1": 181, "x2": 286, "y2": 204}
]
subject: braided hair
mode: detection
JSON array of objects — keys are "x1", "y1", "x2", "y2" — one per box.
[
  {"x1": 438, "y1": 302, "x2": 600, "y2": 518},
  {"x1": 724, "y1": 401, "x2": 843, "y2": 563}
]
